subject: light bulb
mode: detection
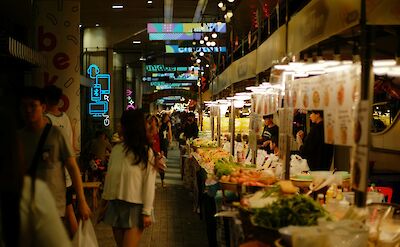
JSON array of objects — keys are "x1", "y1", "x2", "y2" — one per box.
[
  {"x1": 228, "y1": 0, "x2": 235, "y2": 2},
  {"x1": 206, "y1": 41, "x2": 211, "y2": 46},
  {"x1": 204, "y1": 36, "x2": 209, "y2": 41},
  {"x1": 192, "y1": 41, "x2": 196, "y2": 45},
  {"x1": 199, "y1": 39, "x2": 205, "y2": 44},
  {"x1": 218, "y1": 1, "x2": 223, "y2": 8},
  {"x1": 206, "y1": 64, "x2": 210, "y2": 68},
  {"x1": 196, "y1": 58, "x2": 201, "y2": 63},
  {"x1": 199, "y1": 52, "x2": 204, "y2": 56},
  {"x1": 226, "y1": 10, "x2": 233, "y2": 18},
  {"x1": 221, "y1": 5, "x2": 226, "y2": 11},
  {"x1": 211, "y1": 32, "x2": 217, "y2": 39},
  {"x1": 210, "y1": 41, "x2": 216, "y2": 46}
]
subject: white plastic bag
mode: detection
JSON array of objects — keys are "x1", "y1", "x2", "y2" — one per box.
[
  {"x1": 290, "y1": 154, "x2": 309, "y2": 176},
  {"x1": 72, "y1": 219, "x2": 99, "y2": 247}
]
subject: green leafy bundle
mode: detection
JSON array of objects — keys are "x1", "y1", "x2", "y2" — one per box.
[
  {"x1": 214, "y1": 159, "x2": 239, "y2": 177},
  {"x1": 252, "y1": 194, "x2": 329, "y2": 229}
]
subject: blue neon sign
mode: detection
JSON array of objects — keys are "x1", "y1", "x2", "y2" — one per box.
[
  {"x1": 165, "y1": 45, "x2": 227, "y2": 53},
  {"x1": 87, "y1": 64, "x2": 110, "y2": 127}
]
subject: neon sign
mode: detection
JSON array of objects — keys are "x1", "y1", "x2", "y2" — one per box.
[
  {"x1": 87, "y1": 64, "x2": 110, "y2": 127},
  {"x1": 147, "y1": 23, "x2": 226, "y2": 33},
  {"x1": 126, "y1": 89, "x2": 135, "y2": 110},
  {"x1": 145, "y1": 65, "x2": 199, "y2": 72},
  {"x1": 165, "y1": 45, "x2": 226, "y2": 53}
]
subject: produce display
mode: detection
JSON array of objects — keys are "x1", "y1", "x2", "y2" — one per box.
[
  {"x1": 219, "y1": 166, "x2": 276, "y2": 187},
  {"x1": 190, "y1": 138, "x2": 218, "y2": 148},
  {"x1": 193, "y1": 147, "x2": 231, "y2": 174},
  {"x1": 251, "y1": 194, "x2": 329, "y2": 229}
]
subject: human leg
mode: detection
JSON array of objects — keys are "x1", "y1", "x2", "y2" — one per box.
[
  {"x1": 112, "y1": 228, "x2": 124, "y2": 247},
  {"x1": 122, "y1": 227, "x2": 143, "y2": 247}
]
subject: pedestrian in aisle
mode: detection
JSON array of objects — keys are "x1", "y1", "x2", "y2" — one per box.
[
  {"x1": 102, "y1": 109, "x2": 158, "y2": 247},
  {"x1": 43, "y1": 85, "x2": 78, "y2": 237},
  {"x1": 0, "y1": 85, "x2": 72, "y2": 247},
  {"x1": 17, "y1": 87, "x2": 91, "y2": 222},
  {"x1": 147, "y1": 115, "x2": 167, "y2": 187},
  {"x1": 159, "y1": 113, "x2": 172, "y2": 159}
]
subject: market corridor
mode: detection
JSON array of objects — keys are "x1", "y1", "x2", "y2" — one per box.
[{"x1": 95, "y1": 146, "x2": 209, "y2": 247}]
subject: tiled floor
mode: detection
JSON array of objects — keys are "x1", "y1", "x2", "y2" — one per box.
[{"x1": 95, "y1": 146, "x2": 209, "y2": 247}]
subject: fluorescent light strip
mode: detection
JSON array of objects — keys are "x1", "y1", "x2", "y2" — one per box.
[
  {"x1": 132, "y1": 40, "x2": 141, "y2": 44},
  {"x1": 112, "y1": 5, "x2": 124, "y2": 9}
]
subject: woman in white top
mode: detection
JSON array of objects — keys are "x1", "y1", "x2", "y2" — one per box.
[{"x1": 102, "y1": 109, "x2": 157, "y2": 247}]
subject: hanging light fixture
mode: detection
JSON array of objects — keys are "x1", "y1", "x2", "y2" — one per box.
[
  {"x1": 204, "y1": 36, "x2": 209, "y2": 41},
  {"x1": 226, "y1": 10, "x2": 233, "y2": 18},
  {"x1": 210, "y1": 41, "x2": 216, "y2": 47},
  {"x1": 211, "y1": 32, "x2": 218, "y2": 39},
  {"x1": 199, "y1": 39, "x2": 205, "y2": 45},
  {"x1": 199, "y1": 51, "x2": 205, "y2": 56},
  {"x1": 206, "y1": 41, "x2": 211, "y2": 46},
  {"x1": 196, "y1": 58, "x2": 201, "y2": 63},
  {"x1": 218, "y1": 1, "x2": 223, "y2": 8},
  {"x1": 228, "y1": 0, "x2": 235, "y2": 2}
]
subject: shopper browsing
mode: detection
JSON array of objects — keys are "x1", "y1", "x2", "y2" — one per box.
[
  {"x1": 18, "y1": 86, "x2": 91, "y2": 221},
  {"x1": 102, "y1": 109, "x2": 158, "y2": 247}
]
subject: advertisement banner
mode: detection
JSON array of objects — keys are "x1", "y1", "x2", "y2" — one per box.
[
  {"x1": 288, "y1": 0, "x2": 360, "y2": 55},
  {"x1": 36, "y1": 0, "x2": 81, "y2": 153}
]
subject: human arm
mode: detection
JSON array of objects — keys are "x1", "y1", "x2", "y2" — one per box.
[
  {"x1": 167, "y1": 122, "x2": 173, "y2": 142},
  {"x1": 65, "y1": 157, "x2": 91, "y2": 220},
  {"x1": 142, "y1": 149, "x2": 157, "y2": 216}
]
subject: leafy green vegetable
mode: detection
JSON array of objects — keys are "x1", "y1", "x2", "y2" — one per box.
[
  {"x1": 214, "y1": 160, "x2": 239, "y2": 177},
  {"x1": 252, "y1": 195, "x2": 329, "y2": 229}
]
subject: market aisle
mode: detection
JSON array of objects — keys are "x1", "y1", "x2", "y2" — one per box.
[
  {"x1": 158, "y1": 143, "x2": 183, "y2": 186},
  {"x1": 95, "y1": 144, "x2": 209, "y2": 247}
]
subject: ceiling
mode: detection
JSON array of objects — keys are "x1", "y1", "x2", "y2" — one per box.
[{"x1": 81, "y1": 0, "x2": 229, "y2": 66}]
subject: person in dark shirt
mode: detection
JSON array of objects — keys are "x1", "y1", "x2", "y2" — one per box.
[
  {"x1": 297, "y1": 110, "x2": 333, "y2": 170},
  {"x1": 260, "y1": 114, "x2": 279, "y2": 153},
  {"x1": 184, "y1": 112, "x2": 199, "y2": 140}
]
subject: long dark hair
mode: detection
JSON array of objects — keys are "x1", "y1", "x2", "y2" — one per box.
[{"x1": 120, "y1": 109, "x2": 150, "y2": 166}]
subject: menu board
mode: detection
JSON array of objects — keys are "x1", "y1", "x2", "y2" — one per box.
[{"x1": 290, "y1": 65, "x2": 361, "y2": 146}]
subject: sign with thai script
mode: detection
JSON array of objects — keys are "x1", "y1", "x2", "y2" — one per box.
[
  {"x1": 145, "y1": 65, "x2": 199, "y2": 72},
  {"x1": 165, "y1": 45, "x2": 226, "y2": 53}
]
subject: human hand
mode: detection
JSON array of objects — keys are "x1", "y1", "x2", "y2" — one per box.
[
  {"x1": 262, "y1": 140, "x2": 270, "y2": 147},
  {"x1": 154, "y1": 153, "x2": 167, "y2": 172},
  {"x1": 79, "y1": 200, "x2": 92, "y2": 220},
  {"x1": 143, "y1": 215, "x2": 152, "y2": 228}
]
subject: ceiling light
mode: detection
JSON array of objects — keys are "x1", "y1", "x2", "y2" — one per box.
[
  {"x1": 199, "y1": 52, "x2": 204, "y2": 56},
  {"x1": 217, "y1": 21, "x2": 222, "y2": 26},
  {"x1": 79, "y1": 24, "x2": 82, "y2": 28},
  {"x1": 226, "y1": 10, "x2": 233, "y2": 18},
  {"x1": 206, "y1": 64, "x2": 210, "y2": 68},
  {"x1": 132, "y1": 40, "x2": 141, "y2": 44},
  {"x1": 147, "y1": 0, "x2": 153, "y2": 4},
  {"x1": 196, "y1": 58, "x2": 201, "y2": 63},
  {"x1": 95, "y1": 23, "x2": 100, "y2": 27},
  {"x1": 206, "y1": 41, "x2": 211, "y2": 46},
  {"x1": 192, "y1": 41, "x2": 196, "y2": 45},
  {"x1": 112, "y1": 4, "x2": 124, "y2": 9},
  {"x1": 228, "y1": 0, "x2": 235, "y2": 2},
  {"x1": 218, "y1": 1, "x2": 223, "y2": 8},
  {"x1": 139, "y1": 56, "x2": 146, "y2": 61},
  {"x1": 210, "y1": 41, "x2": 216, "y2": 46},
  {"x1": 211, "y1": 32, "x2": 218, "y2": 39},
  {"x1": 204, "y1": 36, "x2": 209, "y2": 41},
  {"x1": 221, "y1": 5, "x2": 226, "y2": 11},
  {"x1": 199, "y1": 39, "x2": 205, "y2": 45}
]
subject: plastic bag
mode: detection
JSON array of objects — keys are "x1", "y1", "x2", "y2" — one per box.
[
  {"x1": 72, "y1": 219, "x2": 99, "y2": 247},
  {"x1": 290, "y1": 154, "x2": 309, "y2": 176}
]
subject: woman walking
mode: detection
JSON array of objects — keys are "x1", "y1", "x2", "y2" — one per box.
[
  {"x1": 102, "y1": 109, "x2": 157, "y2": 247},
  {"x1": 159, "y1": 114, "x2": 172, "y2": 187}
]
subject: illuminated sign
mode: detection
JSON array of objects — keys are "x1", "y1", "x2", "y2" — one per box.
[
  {"x1": 143, "y1": 73, "x2": 198, "y2": 82},
  {"x1": 165, "y1": 45, "x2": 227, "y2": 53},
  {"x1": 156, "y1": 86, "x2": 191, "y2": 90},
  {"x1": 147, "y1": 23, "x2": 226, "y2": 33},
  {"x1": 149, "y1": 33, "x2": 205, "y2": 41},
  {"x1": 150, "y1": 82, "x2": 193, "y2": 87},
  {"x1": 145, "y1": 65, "x2": 199, "y2": 72},
  {"x1": 126, "y1": 89, "x2": 135, "y2": 110},
  {"x1": 87, "y1": 64, "x2": 110, "y2": 126}
]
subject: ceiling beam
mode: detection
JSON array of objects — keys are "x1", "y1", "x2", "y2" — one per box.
[
  {"x1": 164, "y1": 0, "x2": 173, "y2": 23},
  {"x1": 193, "y1": 0, "x2": 208, "y2": 22}
]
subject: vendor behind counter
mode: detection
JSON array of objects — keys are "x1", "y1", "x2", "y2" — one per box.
[
  {"x1": 259, "y1": 114, "x2": 279, "y2": 154},
  {"x1": 296, "y1": 110, "x2": 333, "y2": 170}
]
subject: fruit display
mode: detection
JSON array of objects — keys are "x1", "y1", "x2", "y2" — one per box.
[
  {"x1": 219, "y1": 166, "x2": 276, "y2": 187},
  {"x1": 190, "y1": 138, "x2": 218, "y2": 148},
  {"x1": 193, "y1": 147, "x2": 232, "y2": 174}
]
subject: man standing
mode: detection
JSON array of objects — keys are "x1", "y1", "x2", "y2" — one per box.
[
  {"x1": 43, "y1": 85, "x2": 79, "y2": 236},
  {"x1": 260, "y1": 114, "x2": 279, "y2": 153},
  {"x1": 18, "y1": 86, "x2": 91, "y2": 220}
]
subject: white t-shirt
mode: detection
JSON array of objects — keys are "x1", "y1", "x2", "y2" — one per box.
[
  {"x1": 102, "y1": 144, "x2": 157, "y2": 215},
  {"x1": 19, "y1": 176, "x2": 71, "y2": 247},
  {"x1": 46, "y1": 112, "x2": 73, "y2": 187}
]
